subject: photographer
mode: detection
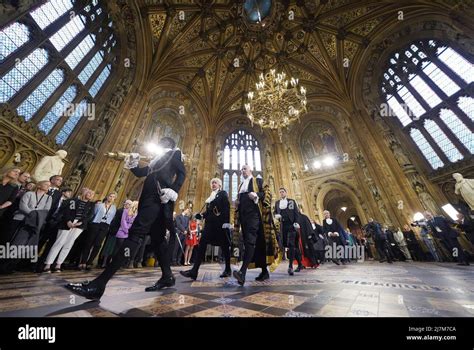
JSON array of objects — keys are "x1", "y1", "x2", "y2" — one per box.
[{"x1": 424, "y1": 211, "x2": 469, "y2": 266}]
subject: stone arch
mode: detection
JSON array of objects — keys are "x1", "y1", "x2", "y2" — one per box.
[{"x1": 313, "y1": 179, "x2": 367, "y2": 225}]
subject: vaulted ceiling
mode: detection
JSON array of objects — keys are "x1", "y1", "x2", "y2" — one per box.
[{"x1": 140, "y1": 0, "x2": 461, "y2": 127}]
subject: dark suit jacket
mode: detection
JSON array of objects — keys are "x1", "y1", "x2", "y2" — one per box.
[
  {"x1": 427, "y1": 216, "x2": 459, "y2": 240},
  {"x1": 56, "y1": 198, "x2": 95, "y2": 230},
  {"x1": 175, "y1": 214, "x2": 190, "y2": 234},
  {"x1": 130, "y1": 149, "x2": 186, "y2": 205},
  {"x1": 46, "y1": 188, "x2": 63, "y2": 220}
]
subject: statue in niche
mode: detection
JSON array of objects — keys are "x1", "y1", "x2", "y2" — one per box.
[
  {"x1": 287, "y1": 147, "x2": 296, "y2": 169},
  {"x1": 265, "y1": 150, "x2": 273, "y2": 172},
  {"x1": 216, "y1": 148, "x2": 223, "y2": 165},
  {"x1": 415, "y1": 185, "x2": 440, "y2": 214},
  {"x1": 66, "y1": 168, "x2": 83, "y2": 193},
  {"x1": 193, "y1": 142, "x2": 201, "y2": 159},
  {"x1": 189, "y1": 167, "x2": 197, "y2": 191},
  {"x1": 291, "y1": 172, "x2": 301, "y2": 197},
  {"x1": 88, "y1": 123, "x2": 106, "y2": 149},
  {"x1": 389, "y1": 140, "x2": 412, "y2": 167},
  {"x1": 110, "y1": 85, "x2": 126, "y2": 109},
  {"x1": 453, "y1": 173, "x2": 474, "y2": 210}
]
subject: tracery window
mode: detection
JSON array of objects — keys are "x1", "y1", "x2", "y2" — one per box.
[
  {"x1": 222, "y1": 130, "x2": 262, "y2": 202},
  {"x1": 381, "y1": 40, "x2": 473, "y2": 170},
  {"x1": 0, "y1": 0, "x2": 118, "y2": 145}
]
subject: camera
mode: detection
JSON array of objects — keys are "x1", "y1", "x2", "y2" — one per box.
[{"x1": 410, "y1": 219, "x2": 427, "y2": 227}]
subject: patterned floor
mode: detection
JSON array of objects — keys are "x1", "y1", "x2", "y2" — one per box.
[{"x1": 0, "y1": 261, "x2": 473, "y2": 317}]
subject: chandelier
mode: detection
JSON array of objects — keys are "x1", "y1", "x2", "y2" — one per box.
[{"x1": 244, "y1": 69, "x2": 307, "y2": 140}]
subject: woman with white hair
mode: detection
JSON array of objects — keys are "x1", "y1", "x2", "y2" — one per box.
[{"x1": 180, "y1": 177, "x2": 231, "y2": 280}]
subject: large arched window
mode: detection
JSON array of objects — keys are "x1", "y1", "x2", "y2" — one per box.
[
  {"x1": 222, "y1": 130, "x2": 262, "y2": 202},
  {"x1": 381, "y1": 39, "x2": 473, "y2": 170},
  {"x1": 0, "y1": 0, "x2": 118, "y2": 145}
]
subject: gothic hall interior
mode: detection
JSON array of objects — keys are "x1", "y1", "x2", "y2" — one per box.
[{"x1": 0, "y1": 0, "x2": 473, "y2": 325}]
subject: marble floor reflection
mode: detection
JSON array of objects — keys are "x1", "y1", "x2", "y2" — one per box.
[{"x1": 0, "y1": 261, "x2": 473, "y2": 317}]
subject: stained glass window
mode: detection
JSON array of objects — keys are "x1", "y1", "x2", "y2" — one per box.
[
  {"x1": 64, "y1": 34, "x2": 95, "y2": 69},
  {"x1": 222, "y1": 129, "x2": 262, "y2": 202},
  {"x1": 89, "y1": 64, "x2": 111, "y2": 97},
  {"x1": 38, "y1": 85, "x2": 77, "y2": 133},
  {"x1": 0, "y1": 22, "x2": 30, "y2": 61},
  {"x1": 49, "y1": 15, "x2": 85, "y2": 52},
  {"x1": 16, "y1": 69, "x2": 64, "y2": 121},
  {"x1": 439, "y1": 109, "x2": 473, "y2": 154},
  {"x1": 56, "y1": 99, "x2": 88, "y2": 144},
  {"x1": 0, "y1": 0, "x2": 117, "y2": 146},
  {"x1": 78, "y1": 50, "x2": 103, "y2": 84},
  {"x1": 30, "y1": 0, "x2": 74, "y2": 30},
  {"x1": 381, "y1": 40, "x2": 473, "y2": 170},
  {"x1": 0, "y1": 48, "x2": 48, "y2": 103},
  {"x1": 423, "y1": 119, "x2": 463, "y2": 162},
  {"x1": 410, "y1": 128, "x2": 444, "y2": 169}
]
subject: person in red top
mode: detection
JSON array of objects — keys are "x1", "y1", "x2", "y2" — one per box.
[{"x1": 184, "y1": 216, "x2": 199, "y2": 266}]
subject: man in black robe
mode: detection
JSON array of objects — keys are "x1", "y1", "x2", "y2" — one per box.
[
  {"x1": 296, "y1": 213, "x2": 321, "y2": 268},
  {"x1": 274, "y1": 188, "x2": 304, "y2": 275},
  {"x1": 180, "y1": 178, "x2": 231, "y2": 280},
  {"x1": 322, "y1": 210, "x2": 346, "y2": 265},
  {"x1": 65, "y1": 137, "x2": 186, "y2": 300},
  {"x1": 233, "y1": 165, "x2": 268, "y2": 286}
]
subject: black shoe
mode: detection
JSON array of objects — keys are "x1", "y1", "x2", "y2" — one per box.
[
  {"x1": 64, "y1": 281, "x2": 104, "y2": 301},
  {"x1": 219, "y1": 270, "x2": 231, "y2": 278},
  {"x1": 180, "y1": 269, "x2": 198, "y2": 280},
  {"x1": 233, "y1": 270, "x2": 245, "y2": 286},
  {"x1": 332, "y1": 259, "x2": 340, "y2": 265},
  {"x1": 295, "y1": 265, "x2": 304, "y2": 272},
  {"x1": 457, "y1": 262, "x2": 470, "y2": 266},
  {"x1": 388, "y1": 260, "x2": 393, "y2": 264},
  {"x1": 255, "y1": 270, "x2": 270, "y2": 281},
  {"x1": 145, "y1": 276, "x2": 176, "y2": 291},
  {"x1": 288, "y1": 267, "x2": 294, "y2": 276}
]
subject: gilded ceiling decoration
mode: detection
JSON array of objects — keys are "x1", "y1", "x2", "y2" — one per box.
[{"x1": 143, "y1": 0, "x2": 461, "y2": 126}]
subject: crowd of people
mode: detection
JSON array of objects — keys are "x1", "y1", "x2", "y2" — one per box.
[{"x1": 0, "y1": 159, "x2": 472, "y2": 280}]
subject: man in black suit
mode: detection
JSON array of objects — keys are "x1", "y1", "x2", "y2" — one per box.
[
  {"x1": 66, "y1": 137, "x2": 186, "y2": 299},
  {"x1": 274, "y1": 187, "x2": 303, "y2": 275},
  {"x1": 424, "y1": 211, "x2": 469, "y2": 266},
  {"x1": 233, "y1": 164, "x2": 267, "y2": 286},
  {"x1": 172, "y1": 209, "x2": 190, "y2": 265}
]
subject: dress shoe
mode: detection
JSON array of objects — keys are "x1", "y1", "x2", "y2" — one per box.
[
  {"x1": 295, "y1": 265, "x2": 305, "y2": 272},
  {"x1": 145, "y1": 276, "x2": 176, "y2": 291},
  {"x1": 233, "y1": 270, "x2": 245, "y2": 286},
  {"x1": 255, "y1": 270, "x2": 270, "y2": 281},
  {"x1": 332, "y1": 259, "x2": 340, "y2": 265},
  {"x1": 287, "y1": 267, "x2": 294, "y2": 276},
  {"x1": 180, "y1": 269, "x2": 198, "y2": 280},
  {"x1": 457, "y1": 262, "x2": 470, "y2": 266},
  {"x1": 64, "y1": 281, "x2": 104, "y2": 301},
  {"x1": 219, "y1": 270, "x2": 231, "y2": 278}
]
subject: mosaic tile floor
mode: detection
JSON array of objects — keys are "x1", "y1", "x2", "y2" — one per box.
[{"x1": 0, "y1": 261, "x2": 473, "y2": 317}]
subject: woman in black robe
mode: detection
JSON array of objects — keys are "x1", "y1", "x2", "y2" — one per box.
[{"x1": 180, "y1": 178, "x2": 231, "y2": 280}]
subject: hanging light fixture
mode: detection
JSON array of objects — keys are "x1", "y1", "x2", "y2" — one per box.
[{"x1": 244, "y1": 69, "x2": 307, "y2": 140}]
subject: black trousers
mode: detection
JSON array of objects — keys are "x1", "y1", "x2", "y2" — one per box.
[
  {"x1": 239, "y1": 209, "x2": 266, "y2": 274},
  {"x1": 93, "y1": 200, "x2": 173, "y2": 287},
  {"x1": 191, "y1": 234, "x2": 231, "y2": 273},
  {"x1": 375, "y1": 239, "x2": 393, "y2": 262},
  {"x1": 283, "y1": 226, "x2": 302, "y2": 268},
  {"x1": 171, "y1": 232, "x2": 185, "y2": 264},
  {"x1": 441, "y1": 237, "x2": 468, "y2": 263},
  {"x1": 80, "y1": 222, "x2": 110, "y2": 265}
]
